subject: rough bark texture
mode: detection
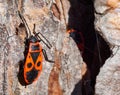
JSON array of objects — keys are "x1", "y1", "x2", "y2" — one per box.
[
  {"x1": 2, "y1": 0, "x2": 119, "y2": 95},
  {"x1": 0, "y1": 0, "x2": 83, "y2": 95},
  {"x1": 95, "y1": 0, "x2": 120, "y2": 95}
]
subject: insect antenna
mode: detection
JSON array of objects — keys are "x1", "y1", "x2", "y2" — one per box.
[
  {"x1": 33, "y1": 24, "x2": 52, "y2": 49},
  {"x1": 18, "y1": 11, "x2": 32, "y2": 38}
]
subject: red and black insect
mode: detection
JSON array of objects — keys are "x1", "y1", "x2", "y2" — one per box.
[
  {"x1": 18, "y1": 11, "x2": 53, "y2": 85},
  {"x1": 67, "y1": 29, "x2": 84, "y2": 55}
]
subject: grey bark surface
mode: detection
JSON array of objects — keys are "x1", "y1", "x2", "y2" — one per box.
[{"x1": 95, "y1": 0, "x2": 120, "y2": 95}]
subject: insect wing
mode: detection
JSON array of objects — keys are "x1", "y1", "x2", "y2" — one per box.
[
  {"x1": 24, "y1": 52, "x2": 34, "y2": 83},
  {"x1": 24, "y1": 43, "x2": 43, "y2": 84},
  {"x1": 33, "y1": 51, "x2": 43, "y2": 82},
  {"x1": 35, "y1": 52, "x2": 42, "y2": 70}
]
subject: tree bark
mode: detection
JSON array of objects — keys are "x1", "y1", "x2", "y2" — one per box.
[{"x1": 0, "y1": 0, "x2": 83, "y2": 95}]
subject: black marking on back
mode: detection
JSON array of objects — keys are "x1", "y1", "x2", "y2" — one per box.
[
  {"x1": 26, "y1": 68, "x2": 39, "y2": 83},
  {"x1": 31, "y1": 44, "x2": 40, "y2": 51},
  {"x1": 30, "y1": 52, "x2": 40, "y2": 63}
]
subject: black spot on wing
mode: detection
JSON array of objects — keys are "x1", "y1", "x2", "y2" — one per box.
[
  {"x1": 27, "y1": 62, "x2": 32, "y2": 68},
  {"x1": 37, "y1": 61, "x2": 41, "y2": 67}
]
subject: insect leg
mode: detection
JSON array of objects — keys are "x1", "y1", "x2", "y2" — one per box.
[{"x1": 42, "y1": 49, "x2": 54, "y2": 63}]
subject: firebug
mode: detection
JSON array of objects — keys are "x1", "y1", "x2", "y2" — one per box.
[{"x1": 18, "y1": 11, "x2": 54, "y2": 85}]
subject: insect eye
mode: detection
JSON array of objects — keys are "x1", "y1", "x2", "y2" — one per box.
[
  {"x1": 27, "y1": 63, "x2": 32, "y2": 68},
  {"x1": 37, "y1": 61, "x2": 41, "y2": 67}
]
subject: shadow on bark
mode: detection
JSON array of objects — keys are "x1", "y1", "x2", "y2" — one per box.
[
  {"x1": 67, "y1": 0, "x2": 111, "y2": 95},
  {"x1": 71, "y1": 80, "x2": 82, "y2": 95}
]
